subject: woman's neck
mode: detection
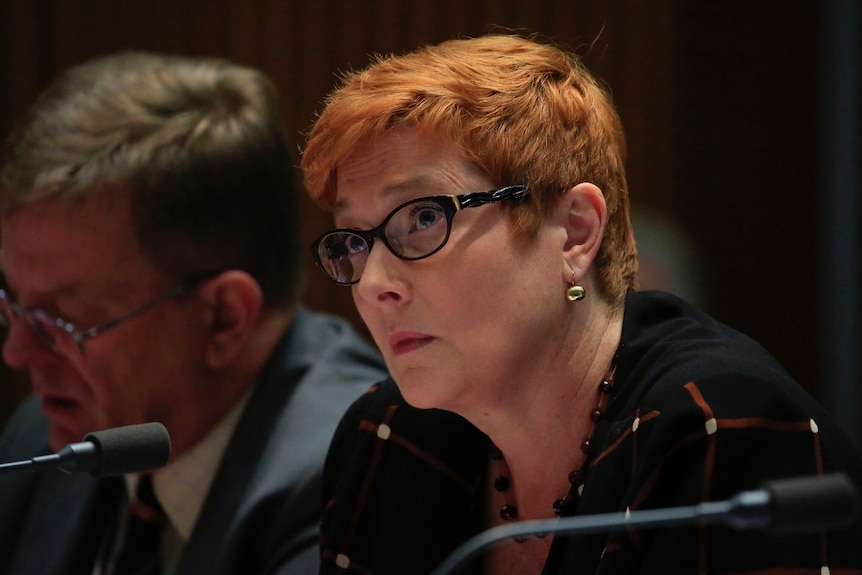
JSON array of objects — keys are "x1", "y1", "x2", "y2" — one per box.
[{"x1": 479, "y1": 308, "x2": 623, "y2": 521}]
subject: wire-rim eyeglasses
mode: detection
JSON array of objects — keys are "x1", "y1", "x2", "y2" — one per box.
[{"x1": 0, "y1": 271, "x2": 221, "y2": 359}]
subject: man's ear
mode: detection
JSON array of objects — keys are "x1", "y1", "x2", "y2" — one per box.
[
  {"x1": 560, "y1": 182, "x2": 607, "y2": 283},
  {"x1": 197, "y1": 270, "x2": 263, "y2": 370}
]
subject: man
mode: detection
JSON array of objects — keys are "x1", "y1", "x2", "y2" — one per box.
[{"x1": 0, "y1": 52, "x2": 387, "y2": 574}]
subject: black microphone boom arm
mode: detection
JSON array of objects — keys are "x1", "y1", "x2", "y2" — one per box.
[
  {"x1": 429, "y1": 473, "x2": 858, "y2": 575},
  {"x1": 0, "y1": 422, "x2": 171, "y2": 477}
]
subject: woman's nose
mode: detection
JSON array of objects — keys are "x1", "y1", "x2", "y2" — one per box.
[{"x1": 354, "y1": 246, "x2": 409, "y2": 306}]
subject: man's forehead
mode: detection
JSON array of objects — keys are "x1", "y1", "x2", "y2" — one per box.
[{"x1": 0, "y1": 199, "x2": 147, "y2": 295}]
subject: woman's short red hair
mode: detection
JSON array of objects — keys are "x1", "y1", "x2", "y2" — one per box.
[{"x1": 301, "y1": 34, "x2": 636, "y2": 307}]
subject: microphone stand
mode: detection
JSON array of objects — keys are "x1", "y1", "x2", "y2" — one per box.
[
  {"x1": 0, "y1": 422, "x2": 171, "y2": 477},
  {"x1": 429, "y1": 473, "x2": 857, "y2": 575},
  {"x1": 0, "y1": 442, "x2": 100, "y2": 475}
]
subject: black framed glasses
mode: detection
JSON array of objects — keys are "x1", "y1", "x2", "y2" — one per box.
[
  {"x1": 311, "y1": 184, "x2": 528, "y2": 285},
  {"x1": 0, "y1": 271, "x2": 221, "y2": 359}
]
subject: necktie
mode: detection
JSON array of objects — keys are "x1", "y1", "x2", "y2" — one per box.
[{"x1": 112, "y1": 475, "x2": 165, "y2": 575}]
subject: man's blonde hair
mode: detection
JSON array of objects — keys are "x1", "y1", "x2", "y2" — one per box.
[{"x1": 1, "y1": 51, "x2": 302, "y2": 305}]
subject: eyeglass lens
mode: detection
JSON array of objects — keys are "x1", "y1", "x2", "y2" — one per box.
[
  {"x1": 0, "y1": 293, "x2": 77, "y2": 356},
  {"x1": 316, "y1": 198, "x2": 452, "y2": 285}
]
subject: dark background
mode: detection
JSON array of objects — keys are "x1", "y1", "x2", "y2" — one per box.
[{"x1": 1, "y1": 1, "x2": 859, "y2": 444}]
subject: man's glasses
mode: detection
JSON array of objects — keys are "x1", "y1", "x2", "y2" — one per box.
[
  {"x1": 0, "y1": 271, "x2": 220, "y2": 359},
  {"x1": 311, "y1": 185, "x2": 528, "y2": 286}
]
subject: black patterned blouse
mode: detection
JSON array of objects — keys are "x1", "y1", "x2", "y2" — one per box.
[{"x1": 319, "y1": 290, "x2": 862, "y2": 575}]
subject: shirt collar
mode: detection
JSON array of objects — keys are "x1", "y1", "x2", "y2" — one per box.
[{"x1": 123, "y1": 389, "x2": 252, "y2": 542}]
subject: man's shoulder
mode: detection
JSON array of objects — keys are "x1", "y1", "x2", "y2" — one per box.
[
  {"x1": 0, "y1": 398, "x2": 107, "y2": 574},
  {"x1": 175, "y1": 311, "x2": 385, "y2": 574},
  {"x1": 0, "y1": 396, "x2": 49, "y2": 461},
  {"x1": 281, "y1": 306, "x2": 387, "y2": 384}
]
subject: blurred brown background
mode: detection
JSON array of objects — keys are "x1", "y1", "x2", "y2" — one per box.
[{"x1": 1, "y1": 1, "x2": 859, "y2": 444}]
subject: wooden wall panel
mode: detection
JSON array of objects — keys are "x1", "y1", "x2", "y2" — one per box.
[{"x1": 0, "y1": 1, "x2": 828, "y2": 430}]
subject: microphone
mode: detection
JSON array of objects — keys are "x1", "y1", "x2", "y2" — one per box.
[
  {"x1": 429, "y1": 473, "x2": 859, "y2": 575},
  {"x1": 0, "y1": 422, "x2": 172, "y2": 477}
]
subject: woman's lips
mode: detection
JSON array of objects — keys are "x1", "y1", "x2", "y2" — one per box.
[{"x1": 388, "y1": 332, "x2": 435, "y2": 355}]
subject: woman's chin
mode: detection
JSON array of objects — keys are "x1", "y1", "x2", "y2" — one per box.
[
  {"x1": 395, "y1": 376, "x2": 459, "y2": 412},
  {"x1": 398, "y1": 386, "x2": 483, "y2": 424}
]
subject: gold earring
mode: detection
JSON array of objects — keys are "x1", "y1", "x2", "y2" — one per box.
[{"x1": 566, "y1": 271, "x2": 586, "y2": 302}]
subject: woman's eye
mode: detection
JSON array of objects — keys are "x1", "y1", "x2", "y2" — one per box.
[
  {"x1": 346, "y1": 235, "x2": 368, "y2": 254},
  {"x1": 409, "y1": 205, "x2": 444, "y2": 232}
]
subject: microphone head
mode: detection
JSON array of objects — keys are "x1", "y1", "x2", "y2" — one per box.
[
  {"x1": 83, "y1": 422, "x2": 172, "y2": 476},
  {"x1": 762, "y1": 473, "x2": 859, "y2": 536}
]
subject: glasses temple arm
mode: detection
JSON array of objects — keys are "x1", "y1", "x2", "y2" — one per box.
[
  {"x1": 457, "y1": 185, "x2": 528, "y2": 209},
  {"x1": 77, "y1": 283, "x2": 190, "y2": 343}
]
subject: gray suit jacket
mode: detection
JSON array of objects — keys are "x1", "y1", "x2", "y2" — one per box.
[{"x1": 0, "y1": 306, "x2": 388, "y2": 575}]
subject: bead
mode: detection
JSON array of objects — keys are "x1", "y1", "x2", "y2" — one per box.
[
  {"x1": 500, "y1": 505, "x2": 518, "y2": 521},
  {"x1": 493, "y1": 475, "x2": 511, "y2": 492},
  {"x1": 488, "y1": 356, "x2": 618, "y2": 530},
  {"x1": 553, "y1": 498, "x2": 566, "y2": 514}
]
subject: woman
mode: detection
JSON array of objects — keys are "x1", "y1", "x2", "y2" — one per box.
[{"x1": 301, "y1": 35, "x2": 862, "y2": 574}]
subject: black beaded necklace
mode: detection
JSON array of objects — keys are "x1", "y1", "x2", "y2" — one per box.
[{"x1": 489, "y1": 357, "x2": 617, "y2": 534}]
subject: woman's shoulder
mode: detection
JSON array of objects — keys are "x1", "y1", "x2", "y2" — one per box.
[
  {"x1": 320, "y1": 378, "x2": 487, "y2": 573},
  {"x1": 337, "y1": 377, "x2": 486, "y2": 447},
  {"x1": 617, "y1": 290, "x2": 798, "y2": 403}
]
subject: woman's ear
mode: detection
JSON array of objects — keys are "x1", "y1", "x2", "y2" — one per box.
[
  {"x1": 560, "y1": 182, "x2": 607, "y2": 282},
  {"x1": 197, "y1": 270, "x2": 263, "y2": 370}
]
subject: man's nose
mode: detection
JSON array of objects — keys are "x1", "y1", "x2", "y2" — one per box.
[{"x1": 2, "y1": 316, "x2": 52, "y2": 369}]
